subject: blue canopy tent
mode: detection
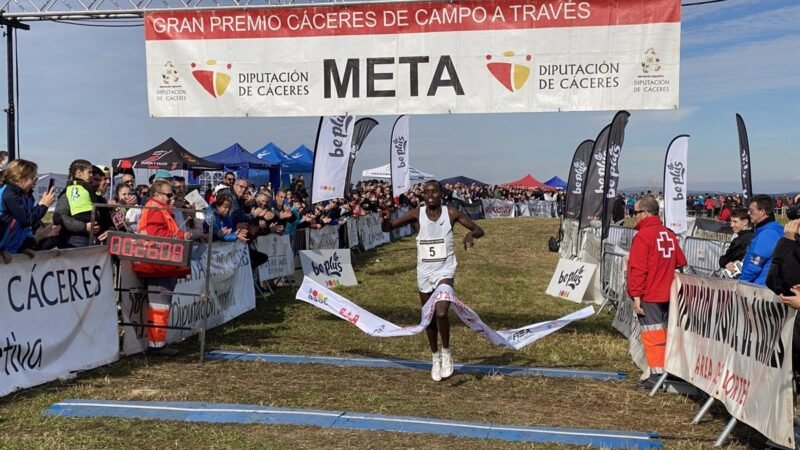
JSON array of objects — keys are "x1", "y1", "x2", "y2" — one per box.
[
  {"x1": 285, "y1": 144, "x2": 313, "y2": 173},
  {"x1": 544, "y1": 176, "x2": 568, "y2": 190},
  {"x1": 440, "y1": 175, "x2": 488, "y2": 186},
  {"x1": 203, "y1": 143, "x2": 280, "y2": 190},
  {"x1": 253, "y1": 142, "x2": 291, "y2": 188}
]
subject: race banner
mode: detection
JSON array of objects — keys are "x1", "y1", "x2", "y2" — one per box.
[
  {"x1": 601, "y1": 110, "x2": 630, "y2": 239},
  {"x1": 297, "y1": 277, "x2": 594, "y2": 349},
  {"x1": 546, "y1": 258, "x2": 597, "y2": 303},
  {"x1": 311, "y1": 115, "x2": 355, "y2": 203},
  {"x1": 345, "y1": 117, "x2": 379, "y2": 196},
  {"x1": 565, "y1": 139, "x2": 594, "y2": 220},
  {"x1": 358, "y1": 214, "x2": 390, "y2": 250},
  {"x1": 0, "y1": 247, "x2": 118, "y2": 398},
  {"x1": 481, "y1": 199, "x2": 515, "y2": 219},
  {"x1": 459, "y1": 201, "x2": 485, "y2": 221},
  {"x1": 300, "y1": 249, "x2": 358, "y2": 287},
  {"x1": 144, "y1": 0, "x2": 681, "y2": 117},
  {"x1": 663, "y1": 134, "x2": 689, "y2": 234},
  {"x1": 309, "y1": 224, "x2": 341, "y2": 250},
  {"x1": 120, "y1": 242, "x2": 256, "y2": 355},
  {"x1": 345, "y1": 218, "x2": 360, "y2": 248},
  {"x1": 390, "y1": 115, "x2": 411, "y2": 198},
  {"x1": 515, "y1": 202, "x2": 530, "y2": 217},
  {"x1": 665, "y1": 275, "x2": 796, "y2": 448},
  {"x1": 529, "y1": 200, "x2": 557, "y2": 218},
  {"x1": 735, "y1": 114, "x2": 753, "y2": 204},
  {"x1": 579, "y1": 124, "x2": 610, "y2": 229},
  {"x1": 255, "y1": 233, "x2": 294, "y2": 281}
]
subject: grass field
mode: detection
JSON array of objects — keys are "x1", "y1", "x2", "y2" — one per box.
[{"x1": 0, "y1": 218, "x2": 785, "y2": 449}]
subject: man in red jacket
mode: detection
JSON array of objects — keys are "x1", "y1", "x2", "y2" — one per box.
[{"x1": 627, "y1": 196, "x2": 687, "y2": 389}]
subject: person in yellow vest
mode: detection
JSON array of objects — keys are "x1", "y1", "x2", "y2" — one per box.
[
  {"x1": 133, "y1": 179, "x2": 192, "y2": 354},
  {"x1": 54, "y1": 160, "x2": 103, "y2": 247}
]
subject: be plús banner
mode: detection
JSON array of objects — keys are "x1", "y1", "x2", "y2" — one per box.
[
  {"x1": 564, "y1": 139, "x2": 594, "y2": 220},
  {"x1": 390, "y1": 115, "x2": 411, "y2": 197},
  {"x1": 311, "y1": 115, "x2": 355, "y2": 203},
  {"x1": 579, "y1": 124, "x2": 610, "y2": 229},
  {"x1": 663, "y1": 135, "x2": 689, "y2": 234},
  {"x1": 144, "y1": 0, "x2": 681, "y2": 117},
  {"x1": 601, "y1": 110, "x2": 630, "y2": 239},
  {"x1": 736, "y1": 114, "x2": 753, "y2": 203},
  {"x1": 345, "y1": 117, "x2": 379, "y2": 195}
]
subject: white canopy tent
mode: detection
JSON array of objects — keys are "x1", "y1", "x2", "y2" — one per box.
[{"x1": 361, "y1": 164, "x2": 435, "y2": 181}]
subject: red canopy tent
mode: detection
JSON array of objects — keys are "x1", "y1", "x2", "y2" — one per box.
[{"x1": 502, "y1": 174, "x2": 555, "y2": 190}]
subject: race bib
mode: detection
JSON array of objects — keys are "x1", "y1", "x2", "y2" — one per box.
[{"x1": 419, "y1": 239, "x2": 447, "y2": 263}]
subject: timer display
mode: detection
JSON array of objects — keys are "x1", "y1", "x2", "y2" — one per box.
[{"x1": 107, "y1": 232, "x2": 192, "y2": 266}]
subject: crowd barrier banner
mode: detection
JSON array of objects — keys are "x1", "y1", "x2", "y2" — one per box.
[
  {"x1": 528, "y1": 200, "x2": 557, "y2": 218},
  {"x1": 682, "y1": 236, "x2": 727, "y2": 277},
  {"x1": 358, "y1": 214, "x2": 390, "y2": 250},
  {"x1": 0, "y1": 247, "x2": 118, "y2": 398},
  {"x1": 459, "y1": 202, "x2": 485, "y2": 221},
  {"x1": 300, "y1": 249, "x2": 358, "y2": 287},
  {"x1": 144, "y1": 0, "x2": 680, "y2": 117},
  {"x1": 255, "y1": 233, "x2": 294, "y2": 281},
  {"x1": 481, "y1": 199, "x2": 515, "y2": 219},
  {"x1": 120, "y1": 242, "x2": 256, "y2": 355},
  {"x1": 515, "y1": 202, "x2": 530, "y2": 217},
  {"x1": 580, "y1": 231, "x2": 603, "y2": 303},
  {"x1": 558, "y1": 219, "x2": 580, "y2": 259},
  {"x1": 395, "y1": 208, "x2": 413, "y2": 238},
  {"x1": 608, "y1": 260, "x2": 649, "y2": 377},
  {"x1": 546, "y1": 258, "x2": 597, "y2": 303},
  {"x1": 309, "y1": 224, "x2": 341, "y2": 250},
  {"x1": 346, "y1": 218, "x2": 360, "y2": 249},
  {"x1": 665, "y1": 275, "x2": 796, "y2": 448}
]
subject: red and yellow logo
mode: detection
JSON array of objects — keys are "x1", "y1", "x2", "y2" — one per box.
[
  {"x1": 191, "y1": 60, "x2": 232, "y2": 98},
  {"x1": 486, "y1": 51, "x2": 533, "y2": 92}
]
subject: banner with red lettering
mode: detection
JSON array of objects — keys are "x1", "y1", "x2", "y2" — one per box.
[
  {"x1": 665, "y1": 275, "x2": 795, "y2": 448},
  {"x1": 144, "y1": 0, "x2": 680, "y2": 117},
  {"x1": 481, "y1": 199, "x2": 515, "y2": 219}
]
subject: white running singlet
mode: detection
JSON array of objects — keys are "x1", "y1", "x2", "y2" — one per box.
[{"x1": 416, "y1": 206, "x2": 457, "y2": 293}]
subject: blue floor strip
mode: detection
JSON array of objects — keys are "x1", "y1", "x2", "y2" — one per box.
[
  {"x1": 45, "y1": 400, "x2": 662, "y2": 449},
  {"x1": 205, "y1": 350, "x2": 627, "y2": 381}
]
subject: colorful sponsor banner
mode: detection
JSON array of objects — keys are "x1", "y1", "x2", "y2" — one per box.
[
  {"x1": 120, "y1": 242, "x2": 255, "y2": 355},
  {"x1": 481, "y1": 199, "x2": 515, "y2": 218},
  {"x1": 311, "y1": 115, "x2": 355, "y2": 204},
  {"x1": 665, "y1": 275, "x2": 796, "y2": 448},
  {"x1": 0, "y1": 247, "x2": 118, "y2": 398},
  {"x1": 255, "y1": 233, "x2": 294, "y2": 281},
  {"x1": 736, "y1": 114, "x2": 753, "y2": 204},
  {"x1": 663, "y1": 135, "x2": 689, "y2": 234},
  {"x1": 565, "y1": 140, "x2": 594, "y2": 220},
  {"x1": 308, "y1": 224, "x2": 341, "y2": 250},
  {"x1": 300, "y1": 249, "x2": 358, "y2": 287},
  {"x1": 390, "y1": 115, "x2": 411, "y2": 198},
  {"x1": 144, "y1": 0, "x2": 680, "y2": 117},
  {"x1": 297, "y1": 277, "x2": 594, "y2": 349},
  {"x1": 546, "y1": 258, "x2": 597, "y2": 303}
]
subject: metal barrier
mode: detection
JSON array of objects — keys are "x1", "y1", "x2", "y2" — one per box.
[
  {"x1": 682, "y1": 236, "x2": 729, "y2": 277},
  {"x1": 607, "y1": 225, "x2": 636, "y2": 252}
]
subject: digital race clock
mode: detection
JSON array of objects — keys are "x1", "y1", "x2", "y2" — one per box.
[{"x1": 107, "y1": 231, "x2": 192, "y2": 266}]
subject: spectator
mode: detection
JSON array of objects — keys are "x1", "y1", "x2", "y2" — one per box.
[
  {"x1": 718, "y1": 209, "x2": 753, "y2": 276},
  {"x1": 204, "y1": 194, "x2": 248, "y2": 242},
  {"x1": 626, "y1": 195, "x2": 687, "y2": 390},
  {"x1": 54, "y1": 160, "x2": 102, "y2": 248},
  {"x1": 0, "y1": 151, "x2": 8, "y2": 170},
  {"x1": 0, "y1": 159, "x2": 58, "y2": 261},
  {"x1": 110, "y1": 182, "x2": 138, "y2": 231},
  {"x1": 132, "y1": 179, "x2": 192, "y2": 355},
  {"x1": 739, "y1": 195, "x2": 784, "y2": 285}
]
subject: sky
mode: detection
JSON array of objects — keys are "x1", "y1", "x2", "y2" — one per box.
[{"x1": 2, "y1": 0, "x2": 798, "y2": 192}]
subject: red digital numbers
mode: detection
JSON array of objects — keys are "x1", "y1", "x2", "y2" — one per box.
[{"x1": 108, "y1": 232, "x2": 189, "y2": 266}]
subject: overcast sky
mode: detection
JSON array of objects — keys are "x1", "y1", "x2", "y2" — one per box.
[{"x1": 3, "y1": 0, "x2": 798, "y2": 192}]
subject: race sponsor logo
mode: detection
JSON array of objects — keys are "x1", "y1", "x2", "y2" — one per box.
[
  {"x1": 485, "y1": 51, "x2": 532, "y2": 92},
  {"x1": 191, "y1": 59, "x2": 233, "y2": 98}
]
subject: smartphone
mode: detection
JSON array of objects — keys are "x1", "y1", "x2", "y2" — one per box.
[{"x1": 48, "y1": 178, "x2": 55, "y2": 190}]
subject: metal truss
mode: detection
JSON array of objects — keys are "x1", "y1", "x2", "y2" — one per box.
[{"x1": 0, "y1": 0, "x2": 358, "y2": 21}]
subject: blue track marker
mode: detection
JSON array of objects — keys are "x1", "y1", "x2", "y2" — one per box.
[
  {"x1": 205, "y1": 350, "x2": 627, "y2": 381},
  {"x1": 45, "y1": 400, "x2": 662, "y2": 449}
]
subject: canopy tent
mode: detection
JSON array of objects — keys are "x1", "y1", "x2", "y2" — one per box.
[
  {"x1": 284, "y1": 144, "x2": 313, "y2": 173},
  {"x1": 253, "y1": 142, "x2": 291, "y2": 166},
  {"x1": 202, "y1": 143, "x2": 281, "y2": 190},
  {"x1": 544, "y1": 176, "x2": 568, "y2": 190},
  {"x1": 361, "y1": 164, "x2": 435, "y2": 182},
  {"x1": 112, "y1": 137, "x2": 222, "y2": 172},
  {"x1": 502, "y1": 174, "x2": 555, "y2": 190},
  {"x1": 440, "y1": 175, "x2": 488, "y2": 186}
]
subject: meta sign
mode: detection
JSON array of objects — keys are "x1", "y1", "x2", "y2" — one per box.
[{"x1": 107, "y1": 231, "x2": 192, "y2": 266}]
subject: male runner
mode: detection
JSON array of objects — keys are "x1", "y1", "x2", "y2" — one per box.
[{"x1": 381, "y1": 180, "x2": 484, "y2": 381}]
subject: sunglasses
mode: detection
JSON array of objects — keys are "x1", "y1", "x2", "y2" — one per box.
[
  {"x1": 158, "y1": 191, "x2": 174, "y2": 198},
  {"x1": 634, "y1": 210, "x2": 646, "y2": 215}
]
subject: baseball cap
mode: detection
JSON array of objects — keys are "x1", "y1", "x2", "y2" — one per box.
[{"x1": 154, "y1": 169, "x2": 174, "y2": 180}]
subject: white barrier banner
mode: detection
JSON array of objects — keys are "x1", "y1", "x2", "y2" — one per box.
[
  {"x1": 515, "y1": 202, "x2": 530, "y2": 217},
  {"x1": 358, "y1": 214, "x2": 390, "y2": 250},
  {"x1": 0, "y1": 247, "x2": 118, "y2": 398},
  {"x1": 144, "y1": 0, "x2": 680, "y2": 117},
  {"x1": 300, "y1": 249, "x2": 358, "y2": 287},
  {"x1": 665, "y1": 275, "x2": 796, "y2": 448},
  {"x1": 297, "y1": 277, "x2": 594, "y2": 349},
  {"x1": 346, "y1": 218, "x2": 360, "y2": 248},
  {"x1": 256, "y1": 233, "x2": 294, "y2": 281},
  {"x1": 120, "y1": 242, "x2": 255, "y2": 355},
  {"x1": 546, "y1": 258, "x2": 597, "y2": 303},
  {"x1": 481, "y1": 199, "x2": 515, "y2": 219},
  {"x1": 309, "y1": 224, "x2": 341, "y2": 250},
  {"x1": 664, "y1": 135, "x2": 689, "y2": 234}
]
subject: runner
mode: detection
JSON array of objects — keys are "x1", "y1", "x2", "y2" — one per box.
[{"x1": 381, "y1": 180, "x2": 484, "y2": 381}]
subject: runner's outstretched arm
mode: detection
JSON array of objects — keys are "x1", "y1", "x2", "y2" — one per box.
[{"x1": 451, "y1": 208, "x2": 484, "y2": 250}]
